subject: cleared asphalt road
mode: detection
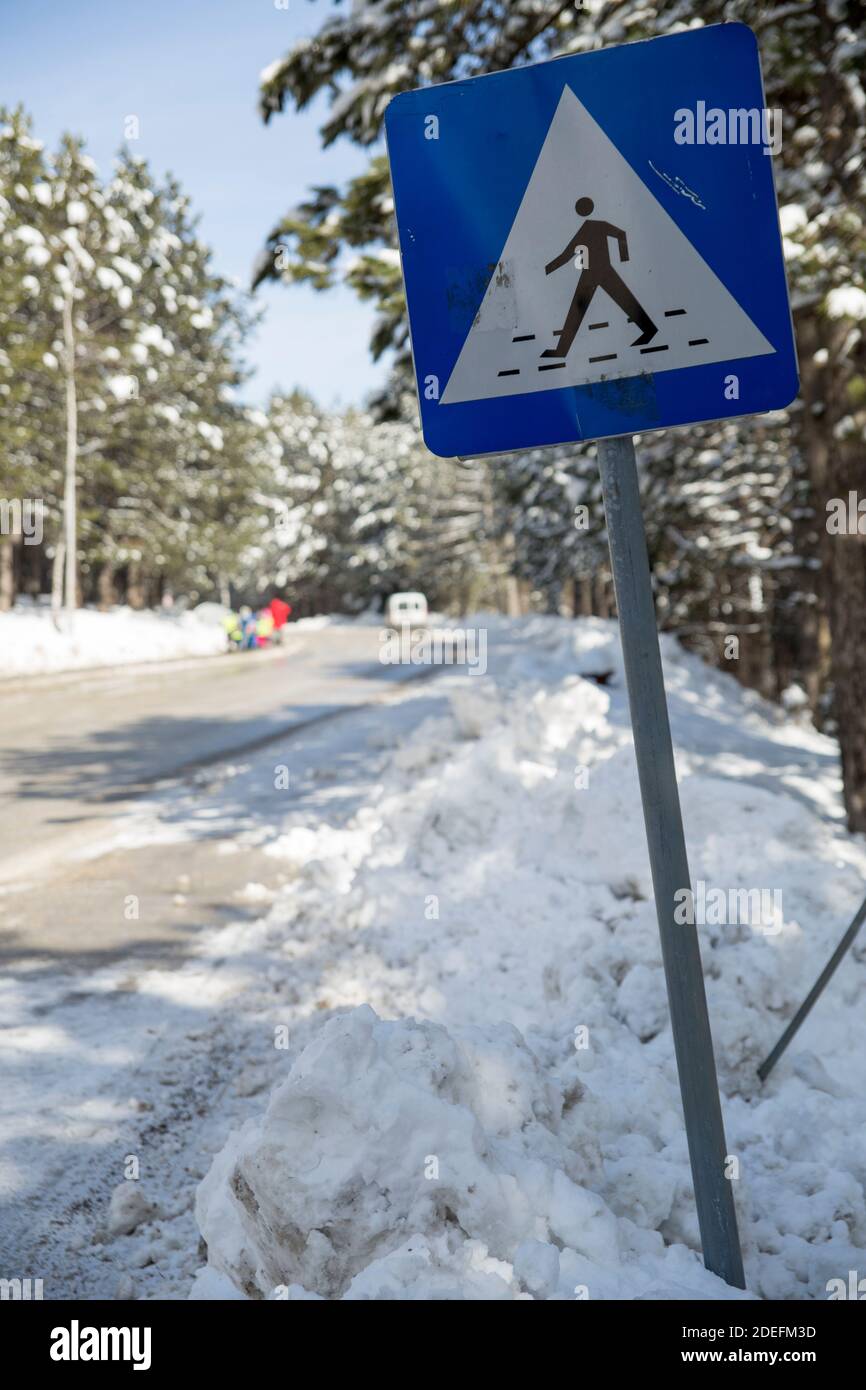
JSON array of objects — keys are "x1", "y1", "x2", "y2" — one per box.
[{"x1": 0, "y1": 625, "x2": 431, "y2": 965}]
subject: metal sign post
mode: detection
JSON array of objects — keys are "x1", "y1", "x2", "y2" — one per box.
[{"x1": 598, "y1": 433, "x2": 745, "y2": 1290}]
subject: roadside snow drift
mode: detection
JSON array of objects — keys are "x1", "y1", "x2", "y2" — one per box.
[
  {"x1": 193, "y1": 617, "x2": 866, "y2": 1301},
  {"x1": 197, "y1": 1006, "x2": 645, "y2": 1301},
  {"x1": 0, "y1": 601, "x2": 227, "y2": 677}
]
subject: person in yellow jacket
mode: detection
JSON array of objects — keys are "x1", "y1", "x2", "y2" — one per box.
[
  {"x1": 255, "y1": 609, "x2": 275, "y2": 645},
  {"x1": 222, "y1": 611, "x2": 243, "y2": 648}
]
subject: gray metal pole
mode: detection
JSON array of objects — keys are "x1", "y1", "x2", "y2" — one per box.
[
  {"x1": 758, "y1": 893, "x2": 866, "y2": 1082},
  {"x1": 597, "y1": 434, "x2": 745, "y2": 1290}
]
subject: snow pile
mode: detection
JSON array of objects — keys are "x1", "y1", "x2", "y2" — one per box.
[
  {"x1": 197, "y1": 1005, "x2": 728, "y2": 1301},
  {"x1": 107, "y1": 1183, "x2": 157, "y2": 1237},
  {"x1": 194, "y1": 616, "x2": 866, "y2": 1300},
  {"x1": 0, "y1": 601, "x2": 228, "y2": 677}
]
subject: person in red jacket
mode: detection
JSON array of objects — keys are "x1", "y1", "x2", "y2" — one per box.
[{"x1": 268, "y1": 597, "x2": 292, "y2": 630}]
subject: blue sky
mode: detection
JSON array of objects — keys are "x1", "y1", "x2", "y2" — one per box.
[{"x1": 1, "y1": 0, "x2": 388, "y2": 406}]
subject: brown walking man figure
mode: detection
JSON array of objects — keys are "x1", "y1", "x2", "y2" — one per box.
[{"x1": 541, "y1": 197, "x2": 658, "y2": 358}]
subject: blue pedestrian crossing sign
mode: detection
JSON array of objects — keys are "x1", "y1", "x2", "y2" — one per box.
[{"x1": 385, "y1": 23, "x2": 798, "y2": 458}]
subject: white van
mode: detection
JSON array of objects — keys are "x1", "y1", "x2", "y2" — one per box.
[{"x1": 386, "y1": 591, "x2": 428, "y2": 628}]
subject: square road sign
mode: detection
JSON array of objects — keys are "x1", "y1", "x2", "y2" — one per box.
[{"x1": 385, "y1": 23, "x2": 799, "y2": 458}]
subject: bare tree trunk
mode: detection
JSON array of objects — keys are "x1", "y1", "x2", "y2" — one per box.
[
  {"x1": 795, "y1": 0, "x2": 866, "y2": 826},
  {"x1": 504, "y1": 575, "x2": 522, "y2": 617},
  {"x1": 593, "y1": 570, "x2": 612, "y2": 619},
  {"x1": 577, "y1": 576, "x2": 593, "y2": 617},
  {"x1": 0, "y1": 533, "x2": 17, "y2": 611},
  {"x1": 51, "y1": 539, "x2": 65, "y2": 627},
  {"x1": 61, "y1": 266, "x2": 78, "y2": 615},
  {"x1": 126, "y1": 559, "x2": 146, "y2": 609},
  {"x1": 825, "y1": 517, "x2": 866, "y2": 830},
  {"x1": 20, "y1": 529, "x2": 42, "y2": 598},
  {"x1": 799, "y1": 311, "x2": 866, "y2": 830},
  {"x1": 97, "y1": 561, "x2": 115, "y2": 610}
]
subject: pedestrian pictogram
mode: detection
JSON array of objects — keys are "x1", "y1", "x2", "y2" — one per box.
[
  {"x1": 438, "y1": 84, "x2": 778, "y2": 412},
  {"x1": 541, "y1": 195, "x2": 658, "y2": 356}
]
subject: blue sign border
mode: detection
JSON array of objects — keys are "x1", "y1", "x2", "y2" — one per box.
[{"x1": 385, "y1": 23, "x2": 799, "y2": 458}]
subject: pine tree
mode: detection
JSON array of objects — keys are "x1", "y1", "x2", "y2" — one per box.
[
  {"x1": 1, "y1": 112, "x2": 268, "y2": 612},
  {"x1": 86, "y1": 154, "x2": 263, "y2": 607},
  {"x1": 0, "y1": 107, "x2": 56, "y2": 608},
  {"x1": 33, "y1": 131, "x2": 148, "y2": 612}
]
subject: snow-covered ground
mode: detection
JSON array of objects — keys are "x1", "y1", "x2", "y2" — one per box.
[
  {"x1": 0, "y1": 600, "x2": 230, "y2": 678},
  {"x1": 2, "y1": 615, "x2": 865, "y2": 1301}
]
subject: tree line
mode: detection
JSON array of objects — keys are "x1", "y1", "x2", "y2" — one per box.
[{"x1": 0, "y1": 108, "x2": 483, "y2": 617}]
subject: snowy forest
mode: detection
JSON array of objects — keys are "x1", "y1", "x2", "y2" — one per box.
[
  {"x1": 0, "y1": 109, "x2": 480, "y2": 619},
  {"x1": 4, "y1": 0, "x2": 866, "y2": 1322},
  {"x1": 1, "y1": 0, "x2": 865, "y2": 829}
]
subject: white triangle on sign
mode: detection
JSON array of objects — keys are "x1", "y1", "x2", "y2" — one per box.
[{"x1": 440, "y1": 87, "x2": 775, "y2": 406}]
